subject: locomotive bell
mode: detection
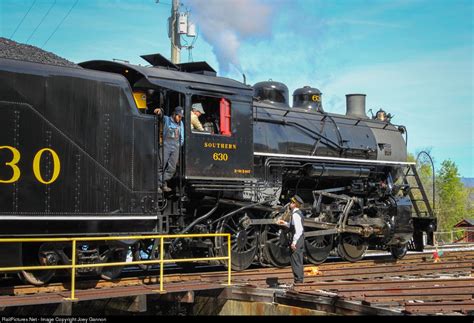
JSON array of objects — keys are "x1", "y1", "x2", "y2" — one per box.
[
  {"x1": 292, "y1": 86, "x2": 324, "y2": 112},
  {"x1": 253, "y1": 81, "x2": 289, "y2": 107},
  {"x1": 346, "y1": 94, "x2": 368, "y2": 119}
]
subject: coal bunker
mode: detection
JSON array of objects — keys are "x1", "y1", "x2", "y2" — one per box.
[{"x1": 0, "y1": 37, "x2": 81, "y2": 69}]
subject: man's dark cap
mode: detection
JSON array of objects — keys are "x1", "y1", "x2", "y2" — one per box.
[
  {"x1": 291, "y1": 195, "x2": 304, "y2": 206},
  {"x1": 174, "y1": 106, "x2": 184, "y2": 117}
]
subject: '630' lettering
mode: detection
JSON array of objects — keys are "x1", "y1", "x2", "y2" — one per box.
[
  {"x1": 212, "y1": 152, "x2": 228, "y2": 161},
  {"x1": 0, "y1": 146, "x2": 61, "y2": 184}
]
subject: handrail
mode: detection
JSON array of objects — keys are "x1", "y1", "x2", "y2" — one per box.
[
  {"x1": 416, "y1": 151, "x2": 436, "y2": 216},
  {"x1": 0, "y1": 233, "x2": 232, "y2": 301}
]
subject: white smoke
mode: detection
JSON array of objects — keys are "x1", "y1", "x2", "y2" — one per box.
[{"x1": 186, "y1": 0, "x2": 274, "y2": 74}]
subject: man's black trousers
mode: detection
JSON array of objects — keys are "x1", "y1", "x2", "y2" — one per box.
[{"x1": 290, "y1": 236, "x2": 304, "y2": 283}]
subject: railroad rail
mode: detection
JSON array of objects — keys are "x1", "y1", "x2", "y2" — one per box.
[
  {"x1": 231, "y1": 249, "x2": 474, "y2": 315},
  {"x1": 0, "y1": 248, "x2": 473, "y2": 315}
]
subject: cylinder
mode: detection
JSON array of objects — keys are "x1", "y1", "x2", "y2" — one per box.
[{"x1": 346, "y1": 94, "x2": 367, "y2": 119}]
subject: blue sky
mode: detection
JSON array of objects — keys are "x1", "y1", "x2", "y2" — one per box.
[{"x1": 1, "y1": 0, "x2": 473, "y2": 177}]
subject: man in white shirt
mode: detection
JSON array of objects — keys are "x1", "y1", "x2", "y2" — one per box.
[{"x1": 277, "y1": 195, "x2": 305, "y2": 284}]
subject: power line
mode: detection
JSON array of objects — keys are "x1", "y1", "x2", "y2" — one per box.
[
  {"x1": 156, "y1": 0, "x2": 172, "y2": 5},
  {"x1": 26, "y1": 0, "x2": 57, "y2": 44},
  {"x1": 9, "y1": 0, "x2": 38, "y2": 39},
  {"x1": 41, "y1": 0, "x2": 79, "y2": 48}
]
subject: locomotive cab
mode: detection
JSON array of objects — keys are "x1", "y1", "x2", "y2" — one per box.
[{"x1": 80, "y1": 55, "x2": 254, "y2": 197}]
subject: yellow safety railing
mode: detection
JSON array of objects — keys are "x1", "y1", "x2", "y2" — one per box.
[{"x1": 0, "y1": 233, "x2": 232, "y2": 301}]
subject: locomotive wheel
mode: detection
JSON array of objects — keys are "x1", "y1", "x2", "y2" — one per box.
[
  {"x1": 390, "y1": 243, "x2": 408, "y2": 259},
  {"x1": 100, "y1": 247, "x2": 127, "y2": 280},
  {"x1": 304, "y1": 231, "x2": 334, "y2": 265},
  {"x1": 337, "y1": 233, "x2": 368, "y2": 262},
  {"x1": 261, "y1": 224, "x2": 291, "y2": 267},
  {"x1": 19, "y1": 244, "x2": 55, "y2": 286},
  {"x1": 20, "y1": 270, "x2": 55, "y2": 286},
  {"x1": 132, "y1": 239, "x2": 160, "y2": 271},
  {"x1": 215, "y1": 211, "x2": 258, "y2": 271}
]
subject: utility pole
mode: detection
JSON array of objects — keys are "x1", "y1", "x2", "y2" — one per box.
[
  {"x1": 162, "y1": 0, "x2": 196, "y2": 64},
  {"x1": 170, "y1": 0, "x2": 180, "y2": 64}
]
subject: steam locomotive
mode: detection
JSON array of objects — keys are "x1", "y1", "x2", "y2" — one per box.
[{"x1": 0, "y1": 53, "x2": 436, "y2": 285}]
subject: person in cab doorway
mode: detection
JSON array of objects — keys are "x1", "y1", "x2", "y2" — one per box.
[
  {"x1": 154, "y1": 106, "x2": 184, "y2": 194},
  {"x1": 277, "y1": 195, "x2": 305, "y2": 285},
  {"x1": 191, "y1": 103, "x2": 206, "y2": 132}
]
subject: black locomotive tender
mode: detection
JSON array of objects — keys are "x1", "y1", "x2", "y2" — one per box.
[{"x1": 0, "y1": 53, "x2": 436, "y2": 284}]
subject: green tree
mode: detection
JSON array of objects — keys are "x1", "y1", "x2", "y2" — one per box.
[
  {"x1": 466, "y1": 187, "x2": 474, "y2": 218},
  {"x1": 436, "y1": 160, "x2": 468, "y2": 235}
]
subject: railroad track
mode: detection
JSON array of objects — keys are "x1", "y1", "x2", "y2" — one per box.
[
  {"x1": 202, "y1": 249, "x2": 474, "y2": 315},
  {"x1": 229, "y1": 250, "x2": 474, "y2": 315},
  {"x1": 0, "y1": 249, "x2": 472, "y2": 315},
  {"x1": 3, "y1": 249, "x2": 471, "y2": 296}
]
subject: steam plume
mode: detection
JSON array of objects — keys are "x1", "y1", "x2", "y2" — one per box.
[{"x1": 186, "y1": 0, "x2": 274, "y2": 74}]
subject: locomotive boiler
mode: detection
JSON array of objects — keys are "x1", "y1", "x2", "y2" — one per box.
[
  {"x1": 0, "y1": 51, "x2": 436, "y2": 284},
  {"x1": 249, "y1": 81, "x2": 417, "y2": 266}
]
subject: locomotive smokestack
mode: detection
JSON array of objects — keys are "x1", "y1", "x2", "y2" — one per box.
[{"x1": 346, "y1": 94, "x2": 368, "y2": 119}]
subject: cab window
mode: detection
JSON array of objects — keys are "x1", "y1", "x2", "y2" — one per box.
[{"x1": 190, "y1": 95, "x2": 231, "y2": 136}]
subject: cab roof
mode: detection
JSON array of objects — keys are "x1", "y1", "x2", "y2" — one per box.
[{"x1": 79, "y1": 59, "x2": 252, "y2": 94}]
